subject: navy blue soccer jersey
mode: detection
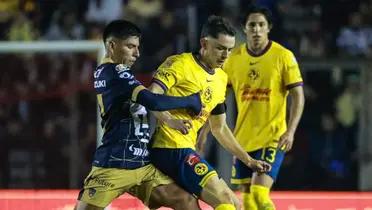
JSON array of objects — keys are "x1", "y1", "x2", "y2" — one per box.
[{"x1": 92, "y1": 62, "x2": 151, "y2": 169}]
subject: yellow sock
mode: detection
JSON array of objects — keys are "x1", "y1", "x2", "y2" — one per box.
[
  {"x1": 250, "y1": 185, "x2": 275, "y2": 210},
  {"x1": 242, "y1": 192, "x2": 257, "y2": 210},
  {"x1": 215, "y1": 203, "x2": 236, "y2": 210}
]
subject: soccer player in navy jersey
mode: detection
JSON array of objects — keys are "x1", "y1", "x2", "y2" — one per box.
[{"x1": 76, "y1": 20, "x2": 202, "y2": 210}]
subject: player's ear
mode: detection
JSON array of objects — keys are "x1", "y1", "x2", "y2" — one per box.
[
  {"x1": 200, "y1": 37, "x2": 207, "y2": 49},
  {"x1": 108, "y1": 40, "x2": 115, "y2": 53}
]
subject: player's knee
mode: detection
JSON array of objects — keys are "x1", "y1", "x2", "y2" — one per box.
[
  {"x1": 202, "y1": 177, "x2": 236, "y2": 207},
  {"x1": 250, "y1": 185, "x2": 275, "y2": 210},
  {"x1": 216, "y1": 188, "x2": 237, "y2": 205}
]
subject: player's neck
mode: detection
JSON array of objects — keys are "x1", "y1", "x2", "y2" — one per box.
[
  {"x1": 101, "y1": 56, "x2": 115, "y2": 64},
  {"x1": 247, "y1": 39, "x2": 270, "y2": 55},
  {"x1": 197, "y1": 51, "x2": 213, "y2": 69}
]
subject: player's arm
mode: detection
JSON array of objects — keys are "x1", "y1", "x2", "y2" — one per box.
[
  {"x1": 208, "y1": 103, "x2": 271, "y2": 173},
  {"x1": 131, "y1": 85, "x2": 202, "y2": 114},
  {"x1": 278, "y1": 85, "x2": 305, "y2": 151},
  {"x1": 278, "y1": 51, "x2": 305, "y2": 152},
  {"x1": 148, "y1": 82, "x2": 192, "y2": 135},
  {"x1": 196, "y1": 123, "x2": 210, "y2": 155}
]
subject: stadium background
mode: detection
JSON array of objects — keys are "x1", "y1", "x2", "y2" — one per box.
[{"x1": 0, "y1": 0, "x2": 372, "y2": 209}]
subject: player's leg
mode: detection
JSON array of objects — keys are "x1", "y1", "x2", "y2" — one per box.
[
  {"x1": 148, "y1": 183, "x2": 201, "y2": 210},
  {"x1": 250, "y1": 146, "x2": 285, "y2": 210},
  {"x1": 151, "y1": 148, "x2": 237, "y2": 210},
  {"x1": 250, "y1": 173, "x2": 275, "y2": 210},
  {"x1": 200, "y1": 175, "x2": 239, "y2": 210},
  {"x1": 151, "y1": 148, "x2": 238, "y2": 210},
  {"x1": 240, "y1": 183, "x2": 256, "y2": 210},
  {"x1": 231, "y1": 156, "x2": 256, "y2": 210},
  {"x1": 128, "y1": 163, "x2": 201, "y2": 210},
  {"x1": 220, "y1": 178, "x2": 241, "y2": 209},
  {"x1": 76, "y1": 166, "x2": 148, "y2": 210}
]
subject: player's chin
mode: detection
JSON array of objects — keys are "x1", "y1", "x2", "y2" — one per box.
[{"x1": 215, "y1": 62, "x2": 224, "y2": 68}]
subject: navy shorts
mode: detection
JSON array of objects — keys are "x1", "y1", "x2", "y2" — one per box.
[
  {"x1": 151, "y1": 148, "x2": 217, "y2": 197},
  {"x1": 231, "y1": 146, "x2": 285, "y2": 184}
]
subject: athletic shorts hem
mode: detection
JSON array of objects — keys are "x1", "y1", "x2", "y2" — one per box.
[{"x1": 199, "y1": 171, "x2": 218, "y2": 187}]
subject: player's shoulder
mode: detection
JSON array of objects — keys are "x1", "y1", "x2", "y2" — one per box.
[
  {"x1": 230, "y1": 44, "x2": 246, "y2": 56},
  {"x1": 96, "y1": 63, "x2": 134, "y2": 80},
  {"x1": 271, "y1": 41, "x2": 295, "y2": 57},
  {"x1": 158, "y1": 53, "x2": 194, "y2": 74}
]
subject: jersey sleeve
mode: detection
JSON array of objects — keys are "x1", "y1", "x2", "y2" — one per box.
[
  {"x1": 152, "y1": 56, "x2": 185, "y2": 92},
  {"x1": 282, "y1": 50, "x2": 303, "y2": 89}
]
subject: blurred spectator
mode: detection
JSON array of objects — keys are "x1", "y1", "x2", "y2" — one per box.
[
  {"x1": 7, "y1": 12, "x2": 38, "y2": 41},
  {"x1": 335, "y1": 74, "x2": 360, "y2": 178},
  {"x1": 125, "y1": 0, "x2": 163, "y2": 27},
  {"x1": 0, "y1": 0, "x2": 19, "y2": 39},
  {"x1": 43, "y1": 10, "x2": 84, "y2": 40},
  {"x1": 335, "y1": 75, "x2": 361, "y2": 131},
  {"x1": 299, "y1": 20, "x2": 326, "y2": 57},
  {"x1": 141, "y1": 10, "x2": 179, "y2": 71},
  {"x1": 337, "y1": 12, "x2": 371, "y2": 57},
  {"x1": 85, "y1": 0, "x2": 123, "y2": 25},
  {"x1": 359, "y1": 0, "x2": 372, "y2": 25}
]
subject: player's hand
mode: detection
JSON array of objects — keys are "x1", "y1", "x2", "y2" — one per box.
[
  {"x1": 278, "y1": 130, "x2": 295, "y2": 152},
  {"x1": 165, "y1": 118, "x2": 192, "y2": 135},
  {"x1": 247, "y1": 159, "x2": 271, "y2": 173}
]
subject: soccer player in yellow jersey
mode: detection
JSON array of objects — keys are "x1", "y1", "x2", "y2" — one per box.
[
  {"x1": 222, "y1": 6, "x2": 305, "y2": 210},
  {"x1": 149, "y1": 16, "x2": 271, "y2": 210}
]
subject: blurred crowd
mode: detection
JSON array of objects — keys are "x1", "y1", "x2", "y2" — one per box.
[{"x1": 0, "y1": 0, "x2": 370, "y2": 190}]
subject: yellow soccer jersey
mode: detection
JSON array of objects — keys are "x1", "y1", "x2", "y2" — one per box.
[
  {"x1": 152, "y1": 53, "x2": 227, "y2": 149},
  {"x1": 223, "y1": 41, "x2": 303, "y2": 152}
]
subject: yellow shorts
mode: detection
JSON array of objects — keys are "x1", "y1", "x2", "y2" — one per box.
[{"x1": 78, "y1": 164, "x2": 172, "y2": 207}]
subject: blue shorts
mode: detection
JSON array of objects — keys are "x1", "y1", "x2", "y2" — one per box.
[
  {"x1": 231, "y1": 146, "x2": 285, "y2": 185},
  {"x1": 151, "y1": 148, "x2": 217, "y2": 197}
]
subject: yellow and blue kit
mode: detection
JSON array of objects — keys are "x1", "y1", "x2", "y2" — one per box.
[
  {"x1": 151, "y1": 52, "x2": 228, "y2": 196},
  {"x1": 223, "y1": 41, "x2": 303, "y2": 183}
]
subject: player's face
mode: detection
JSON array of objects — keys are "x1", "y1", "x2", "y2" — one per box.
[
  {"x1": 203, "y1": 34, "x2": 235, "y2": 68},
  {"x1": 244, "y1": 13, "x2": 271, "y2": 49},
  {"x1": 111, "y1": 36, "x2": 140, "y2": 67}
]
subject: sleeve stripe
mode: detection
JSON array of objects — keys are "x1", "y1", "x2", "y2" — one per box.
[
  {"x1": 131, "y1": 85, "x2": 146, "y2": 102},
  {"x1": 152, "y1": 79, "x2": 168, "y2": 92},
  {"x1": 286, "y1": 82, "x2": 304, "y2": 90}
]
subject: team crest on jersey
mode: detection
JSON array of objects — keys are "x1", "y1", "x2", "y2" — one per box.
[
  {"x1": 194, "y1": 163, "x2": 208, "y2": 176},
  {"x1": 115, "y1": 64, "x2": 130, "y2": 72},
  {"x1": 88, "y1": 188, "x2": 96, "y2": 197},
  {"x1": 248, "y1": 69, "x2": 260, "y2": 81},
  {"x1": 202, "y1": 87, "x2": 212, "y2": 103}
]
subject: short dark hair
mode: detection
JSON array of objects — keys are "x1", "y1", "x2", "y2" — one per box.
[
  {"x1": 241, "y1": 5, "x2": 273, "y2": 27},
  {"x1": 200, "y1": 15, "x2": 235, "y2": 39},
  {"x1": 102, "y1": 20, "x2": 141, "y2": 43}
]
